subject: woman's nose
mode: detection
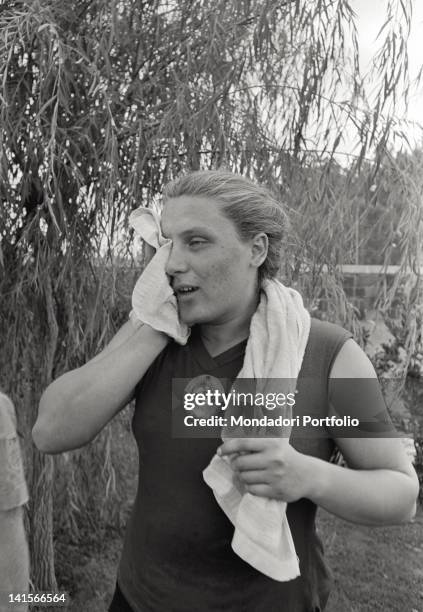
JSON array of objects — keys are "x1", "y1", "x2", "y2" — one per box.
[{"x1": 165, "y1": 243, "x2": 189, "y2": 276}]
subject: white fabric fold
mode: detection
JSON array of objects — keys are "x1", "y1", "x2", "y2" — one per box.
[
  {"x1": 203, "y1": 278, "x2": 311, "y2": 581},
  {"x1": 128, "y1": 207, "x2": 190, "y2": 345},
  {"x1": 128, "y1": 204, "x2": 311, "y2": 582}
]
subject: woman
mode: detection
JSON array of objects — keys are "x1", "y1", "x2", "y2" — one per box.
[{"x1": 33, "y1": 170, "x2": 418, "y2": 612}]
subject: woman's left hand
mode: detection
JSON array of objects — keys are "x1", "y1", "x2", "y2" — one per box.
[{"x1": 217, "y1": 437, "x2": 314, "y2": 503}]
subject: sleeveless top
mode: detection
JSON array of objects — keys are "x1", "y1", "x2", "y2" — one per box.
[{"x1": 117, "y1": 318, "x2": 353, "y2": 612}]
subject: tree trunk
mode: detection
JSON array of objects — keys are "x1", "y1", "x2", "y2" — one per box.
[
  {"x1": 29, "y1": 449, "x2": 57, "y2": 594},
  {"x1": 27, "y1": 272, "x2": 60, "y2": 609}
]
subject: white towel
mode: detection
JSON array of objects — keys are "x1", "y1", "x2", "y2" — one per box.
[
  {"x1": 129, "y1": 205, "x2": 311, "y2": 581},
  {"x1": 203, "y1": 278, "x2": 311, "y2": 581},
  {"x1": 128, "y1": 207, "x2": 190, "y2": 345}
]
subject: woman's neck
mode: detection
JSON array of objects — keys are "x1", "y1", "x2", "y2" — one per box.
[{"x1": 200, "y1": 324, "x2": 249, "y2": 358}]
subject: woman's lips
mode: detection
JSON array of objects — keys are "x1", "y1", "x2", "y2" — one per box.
[{"x1": 175, "y1": 287, "x2": 199, "y2": 300}]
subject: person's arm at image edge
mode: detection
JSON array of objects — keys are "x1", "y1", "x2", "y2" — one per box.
[
  {"x1": 32, "y1": 321, "x2": 168, "y2": 454},
  {"x1": 304, "y1": 339, "x2": 419, "y2": 526},
  {"x1": 0, "y1": 426, "x2": 30, "y2": 610},
  {"x1": 0, "y1": 506, "x2": 30, "y2": 609}
]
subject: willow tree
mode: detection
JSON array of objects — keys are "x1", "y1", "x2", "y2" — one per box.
[{"x1": 1, "y1": 0, "x2": 421, "y2": 596}]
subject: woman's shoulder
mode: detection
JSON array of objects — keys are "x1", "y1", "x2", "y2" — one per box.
[
  {"x1": 309, "y1": 316, "x2": 353, "y2": 341},
  {"x1": 308, "y1": 317, "x2": 353, "y2": 352},
  {"x1": 300, "y1": 317, "x2": 354, "y2": 379}
]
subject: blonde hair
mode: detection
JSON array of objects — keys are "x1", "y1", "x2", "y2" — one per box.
[{"x1": 163, "y1": 170, "x2": 288, "y2": 281}]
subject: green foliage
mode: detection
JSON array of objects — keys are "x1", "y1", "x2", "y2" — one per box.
[{"x1": 380, "y1": 276, "x2": 423, "y2": 377}]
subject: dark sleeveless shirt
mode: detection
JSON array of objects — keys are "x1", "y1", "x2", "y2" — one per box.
[{"x1": 117, "y1": 318, "x2": 353, "y2": 612}]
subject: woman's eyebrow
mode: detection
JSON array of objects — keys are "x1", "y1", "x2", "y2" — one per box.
[
  {"x1": 180, "y1": 227, "x2": 212, "y2": 237},
  {"x1": 162, "y1": 226, "x2": 213, "y2": 239}
]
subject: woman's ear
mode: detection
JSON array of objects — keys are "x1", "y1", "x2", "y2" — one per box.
[{"x1": 250, "y1": 233, "x2": 268, "y2": 269}]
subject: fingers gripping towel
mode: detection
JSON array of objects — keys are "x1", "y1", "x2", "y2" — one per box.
[
  {"x1": 129, "y1": 205, "x2": 311, "y2": 581},
  {"x1": 128, "y1": 206, "x2": 190, "y2": 345},
  {"x1": 203, "y1": 279, "x2": 311, "y2": 581}
]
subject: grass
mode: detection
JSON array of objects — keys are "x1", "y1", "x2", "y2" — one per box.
[
  {"x1": 56, "y1": 506, "x2": 423, "y2": 612},
  {"x1": 320, "y1": 507, "x2": 423, "y2": 612}
]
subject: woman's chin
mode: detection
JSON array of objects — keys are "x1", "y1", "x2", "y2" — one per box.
[
  {"x1": 177, "y1": 308, "x2": 195, "y2": 326},
  {"x1": 178, "y1": 308, "x2": 210, "y2": 327},
  {"x1": 179, "y1": 313, "x2": 201, "y2": 326}
]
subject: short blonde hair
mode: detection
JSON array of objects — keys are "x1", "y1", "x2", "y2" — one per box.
[{"x1": 163, "y1": 170, "x2": 288, "y2": 281}]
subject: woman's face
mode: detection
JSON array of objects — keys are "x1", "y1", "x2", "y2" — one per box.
[{"x1": 161, "y1": 195, "x2": 263, "y2": 327}]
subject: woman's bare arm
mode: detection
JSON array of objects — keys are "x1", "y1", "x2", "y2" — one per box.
[
  {"x1": 32, "y1": 321, "x2": 168, "y2": 454},
  {"x1": 220, "y1": 340, "x2": 418, "y2": 525},
  {"x1": 307, "y1": 339, "x2": 418, "y2": 525}
]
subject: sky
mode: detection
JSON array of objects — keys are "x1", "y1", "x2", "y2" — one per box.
[{"x1": 352, "y1": 0, "x2": 423, "y2": 149}]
